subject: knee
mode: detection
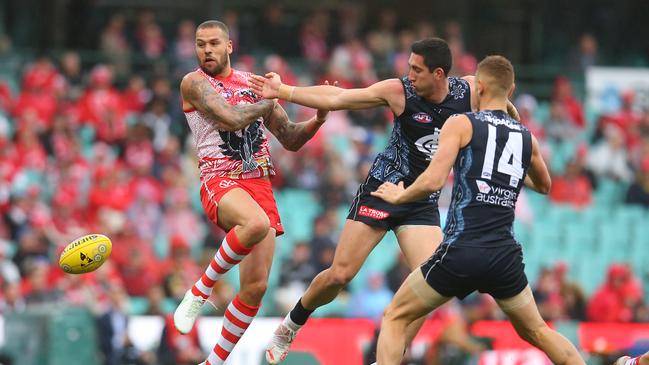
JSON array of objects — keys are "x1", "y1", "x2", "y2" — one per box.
[
  {"x1": 516, "y1": 322, "x2": 547, "y2": 346},
  {"x1": 326, "y1": 266, "x2": 355, "y2": 288},
  {"x1": 241, "y1": 279, "x2": 268, "y2": 304},
  {"x1": 243, "y1": 215, "x2": 270, "y2": 242}
]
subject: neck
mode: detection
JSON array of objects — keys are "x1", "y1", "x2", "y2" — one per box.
[
  {"x1": 216, "y1": 64, "x2": 232, "y2": 78},
  {"x1": 479, "y1": 94, "x2": 508, "y2": 112},
  {"x1": 424, "y1": 78, "x2": 449, "y2": 104}
]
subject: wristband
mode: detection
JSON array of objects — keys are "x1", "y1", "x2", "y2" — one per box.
[{"x1": 278, "y1": 84, "x2": 295, "y2": 102}]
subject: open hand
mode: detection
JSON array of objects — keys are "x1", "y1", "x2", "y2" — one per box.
[
  {"x1": 250, "y1": 72, "x2": 282, "y2": 99},
  {"x1": 370, "y1": 181, "x2": 405, "y2": 204}
]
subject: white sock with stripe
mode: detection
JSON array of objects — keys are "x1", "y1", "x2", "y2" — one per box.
[
  {"x1": 192, "y1": 230, "x2": 252, "y2": 299},
  {"x1": 205, "y1": 295, "x2": 259, "y2": 364}
]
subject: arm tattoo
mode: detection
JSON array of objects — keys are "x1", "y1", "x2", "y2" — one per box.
[
  {"x1": 267, "y1": 104, "x2": 321, "y2": 151},
  {"x1": 186, "y1": 77, "x2": 273, "y2": 131}
]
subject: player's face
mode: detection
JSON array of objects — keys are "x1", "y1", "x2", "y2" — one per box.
[
  {"x1": 195, "y1": 27, "x2": 232, "y2": 77},
  {"x1": 407, "y1": 53, "x2": 445, "y2": 97}
]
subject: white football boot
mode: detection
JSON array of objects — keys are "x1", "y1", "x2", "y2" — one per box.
[
  {"x1": 265, "y1": 322, "x2": 299, "y2": 364},
  {"x1": 174, "y1": 289, "x2": 206, "y2": 334},
  {"x1": 614, "y1": 357, "x2": 632, "y2": 365}
]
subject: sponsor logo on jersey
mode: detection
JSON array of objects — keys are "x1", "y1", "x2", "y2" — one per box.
[
  {"x1": 412, "y1": 112, "x2": 433, "y2": 123},
  {"x1": 358, "y1": 205, "x2": 390, "y2": 220},
  {"x1": 476, "y1": 184, "x2": 518, "y2": 208},
  {"x1": 414, "y1": 129, "x2": 441, "y2": 159},
  {"x1": 476, "y1": 180, "x2": 491, "y2": 194},
  {"x1": 219, "y1": 179, "x2": 239, "y2": 189},
  {"x1": 220, "y1": 89, "x2": 234, "y2": 99}
]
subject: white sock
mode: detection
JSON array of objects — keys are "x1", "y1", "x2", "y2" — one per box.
[{"x1": 283, "y1": 313, "x2": 302, "y2": 332}]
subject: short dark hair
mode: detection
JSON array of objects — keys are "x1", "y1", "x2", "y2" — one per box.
[
  {"x1": 411, "y1": 38, "x2": 452, "y2": 75},
  {"x1": 197, "y1": 20, "x2": 229, "y2": 37},
  {"x1": 477, "y1": 55, "x2": 514, "y2": 94}
]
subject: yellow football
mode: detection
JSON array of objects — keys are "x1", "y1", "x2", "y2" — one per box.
[{"x1": 59, "y1": 234, "x2": 112, "y2": 274}]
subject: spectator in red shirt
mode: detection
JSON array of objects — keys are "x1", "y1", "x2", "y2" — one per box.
[
  {"x1": 549, "y1": 158, "x2": 593, "y2": 209},
  {"x1": 600, "y1": 90, "x2": 643, "y2": 148},
  {"x1": 552, "y1": 77, "x2": 585, "y2": 128},
  {"x1": 587, "y1": 264, "x2": 641, "y2": 322},
  {"x1": 77, "y1": 65, "x2": 128, "y2": 144}
]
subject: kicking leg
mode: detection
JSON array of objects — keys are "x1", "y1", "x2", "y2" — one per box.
[
  {"x1": 205, "y1": 229, "x2": 276, "y2": 365},
  {"x1": 175, "y1": 188, "x2": 270, "y2": 334}
]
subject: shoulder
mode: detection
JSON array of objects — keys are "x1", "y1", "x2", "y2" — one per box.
[
  {"x1": 446, "y1": 113, "x2": 471, "y2": 126},
  {"x1": 460, "y1": 75, "x2": 474, "y2": 86},
  {"x1": 180, "y1": 71, "x2": 203, "y2": 93},
  {"x1": 451, "y1": 76, "x2": 471, "y2": 90}
]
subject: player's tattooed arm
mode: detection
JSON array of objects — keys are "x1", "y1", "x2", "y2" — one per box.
[
  {"x1": 265, "y1": 102, "x2": 327, "y2": 151},
  {"x1": 181, "y1": 73, "x2": 274, "y2": 131}
]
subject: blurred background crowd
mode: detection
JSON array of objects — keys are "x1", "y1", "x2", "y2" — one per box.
[{"x1": 1, "y1": 1, "x2": 649, "y2": 364}]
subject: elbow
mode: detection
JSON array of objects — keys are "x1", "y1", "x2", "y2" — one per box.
[
  {"x1": 218, "y1": 118, "x2": 242, "y2": 132},
  {"x1": 430, "y1": 177, "x2": 445, "y2": 193},
  {"x1": 537, "y1": 179, "x2": 552, "y2": 195}
]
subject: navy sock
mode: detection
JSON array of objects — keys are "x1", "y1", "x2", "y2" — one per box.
[{"x1": 288, "y1": 298, "x2": 314, "y2": 325}]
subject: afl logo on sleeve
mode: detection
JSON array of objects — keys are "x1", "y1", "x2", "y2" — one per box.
[
  {"x1": 413, "y1": 112, "x2": 433, "y2": 123},
  {"x1": 414, "y1": 128, "x2": 441, "y2": 159}
]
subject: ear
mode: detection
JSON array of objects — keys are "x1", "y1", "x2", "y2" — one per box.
[
  {"x1": 227, "y1": 39, "x2": 233, "y2": 55},
  {"x1": 435, "y1": 68, "x2": 445, "y2": 79},
  {"x1": 476, "y1": 78, "x2": 484, "y2": 95},
  {"x1": 508, "y1": 83, "x2": 516, "y2": 99}
]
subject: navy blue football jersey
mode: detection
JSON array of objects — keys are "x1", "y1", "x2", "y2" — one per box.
[
  {"x1": 444, "y1": 110, "x2": 533, "y2": 246},
  {"x1": 369, "y1": 77, "x2": 472, "y2": 203}
]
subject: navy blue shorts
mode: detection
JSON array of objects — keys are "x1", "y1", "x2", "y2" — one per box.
[
  {"x1": 420, "y1": 241, "x2": 528, "y2": 299},
  {"x1": 347, "y1": 177, "x2": 440, "y2": 231}
]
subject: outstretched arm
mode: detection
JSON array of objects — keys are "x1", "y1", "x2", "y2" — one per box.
[
  {"x1": 250, "y1": 73, "x2": 404, "y2": 114},
  {"x1": 265, "y1": 102, "x2": 328, "y2": 151},
  {"x1": 181, "y1": 72, "x2": 275, "y2": 132},
  {"x1": 371, "y1": 115, "x2": 473, "y2": 204}
]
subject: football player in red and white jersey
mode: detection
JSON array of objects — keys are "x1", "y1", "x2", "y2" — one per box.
[{"x1": 174, "y1": 20, "x2": 329, "y2": 365}]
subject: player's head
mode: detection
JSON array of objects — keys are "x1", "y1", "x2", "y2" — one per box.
[
  {"x1": 195, "y1": 20, "x2": 232, "y2": 77},
  {"x1": 408, "y1": 38, "x2": 452, "y2": 96},
  {"x1": 475, "y1": 55, "x2": 515, "y2": 107}
]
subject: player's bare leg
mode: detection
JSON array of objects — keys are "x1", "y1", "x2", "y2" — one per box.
[
  {"x1": 498, "y1": 286, "x2": 586, "y2": 365},
  {"x1": 302, "y1": 220, "x2": 386, "y2": 308},
  {"x1": 395, "y1": 225, "x2": 443, "y2": 347},
  {"x1": 238, "y1": 228, "x2": 276, "y2": 306},
  {"x1": 266, "y1": 220, "x2": 386, "y2": 363},
  {"x1": 175, "y1": 188, "x2": 270, "y2": 334},
  {"x1": 203, "y1": 229, "x2": 276, "y2": 365},
  {"x1": 377, "y1": 270, "x2": 450, "y2": 365}
]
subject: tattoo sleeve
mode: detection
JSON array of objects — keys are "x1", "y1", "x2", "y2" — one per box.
[
  {"x1": 183, "y1": 75, "x2": 274, "y2": 131},
  {"x1": 265, "y1": 103, "x2": 324, "y2": 151}
]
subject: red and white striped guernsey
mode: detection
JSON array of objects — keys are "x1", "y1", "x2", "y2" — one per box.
[{"x1": 183, "y1": 68, "x2": 275, "y2": 181}]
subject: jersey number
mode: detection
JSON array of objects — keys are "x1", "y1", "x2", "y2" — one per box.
[{"x1": 480, "y1": 125, "x2": 523, "y2": 187}]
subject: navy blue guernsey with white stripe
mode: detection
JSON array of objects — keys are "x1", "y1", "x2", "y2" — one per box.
[
  {"x1": 444, "y1": 110, "x2": 532, "y2": 246},
  {"x1": 369, "y1": 76, "x2": 472, "y2": 203}
]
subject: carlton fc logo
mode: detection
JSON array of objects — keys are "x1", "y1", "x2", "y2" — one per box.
[{"x1": 412, "y1": 112, "x2": 432, "y2": 123}]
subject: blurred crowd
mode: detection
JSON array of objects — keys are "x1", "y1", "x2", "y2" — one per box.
[{"x1": 0, "y1": 5, "x2": 648, "y2": 365}]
